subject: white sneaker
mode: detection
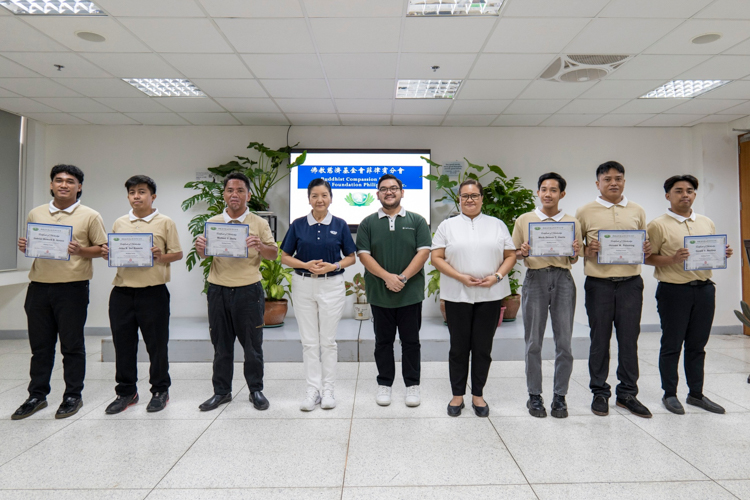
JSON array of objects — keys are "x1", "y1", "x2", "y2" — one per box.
[
  {"x1": 405, "y1": 385, "x2": 421, "y2": 407},
  {"x1": 300, "y1": 387, "x2": 320, "y2": 412},
  {"x1": 321, "y1": 389, "x2": 336, "y2": 410},
  {"x1": 376, "y1": 385, "x2": 392, "y2": 406}
]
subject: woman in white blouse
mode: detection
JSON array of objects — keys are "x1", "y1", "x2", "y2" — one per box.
[{"x1": 431, "y1": 179, "x2": 516, "y2": 417}]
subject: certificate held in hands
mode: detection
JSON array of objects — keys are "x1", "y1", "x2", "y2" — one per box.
[
  {"x1": 597, "y1": 230, "x2": 646, "y2": 265},
  {"x1": 204, "y1": 222, "x2": 249, "y2": 258},
  {"x1": 684, "y1": 234, "x2": 727, "y2": 271},
  {"x1": 25, "y1": 222, "x2": 72, "y2": 261},
  {"x1": 108, "y1": 233, "x2": 153, "y2": 268},
  {"x1": 528, "y1": 222, "x2": 575, "y2": 257}
]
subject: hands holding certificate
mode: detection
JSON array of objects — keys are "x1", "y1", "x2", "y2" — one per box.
[
  {"x1": 675, "y1": 235, "x2": 732, "y2": 271},
  {"x1": 521, "y1": 222, "x2": 580, "y2": 258},
  {"x1": 101, "y1": 234, "x2": 158, "y2": 267},
  {"x1": 20, "y1": 223, "x2": 74, "y2": 261},
  {"x1": 196, "y1": 222, "x2": 251, "y2": 259},
  {"x1": 585, "y1": 231, "x2": 652, "y2": 264}
]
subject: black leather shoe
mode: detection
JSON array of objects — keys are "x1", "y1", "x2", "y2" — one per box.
[
  {"x1": 527, "y1": 394, "x2": 547, "y2": 418},
  {"x1": 591, "y1": 395, "x2": 609, "y2": 416},
  {"x1": 551, "y1": 394, "x2": 568, "y2": 419},
  {"x1": 199, "y1": 393, "x2": 231, "y2": 412},
  {"x1": 447, "y1": 402, "x2": 464, "y2": 417},
  {"x1": 11, "y1": 397, "x2": 47, "y2": 420},
  {"x1": 146, "y1": 392, "x2": 169, "y2": 413},
  {"x1": 55, "y1": 397, "x2": 83, "y2": 419},
  {"x1": 472, "y1": 402, "x2": 490, "y2": 418},
  {"x1": 105, "y1": 393, "x2": 139, "y2": 415},
  {"x1": 686, "y1": 395, "x2": 725, "y2": 414},
  {"x1": 616, "y1": 394, "x2": 652, "y2": 418},
  {"x1": 662, "y1": 396, "x2": 685, "y2": 415},
  {"x1": 250, "y1": 391, "x2": 269, "y2": 410}
]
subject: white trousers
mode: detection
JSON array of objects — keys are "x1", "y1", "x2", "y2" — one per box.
[{"x1": 292, "y1": 273, "x2": 346, "y2": 392}]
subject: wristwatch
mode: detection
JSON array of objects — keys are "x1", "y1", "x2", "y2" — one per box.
[
  {"x1": 494, "y1": 273, "x2": 503, "y2": 283},
  {"x1": 398, "y1": 274, "x2": 408, "y2": 284}
]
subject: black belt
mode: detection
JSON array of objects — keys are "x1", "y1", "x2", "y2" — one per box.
[
  {"x1": 669, "y1": 280, "x2": 713, "y2": 287},
  {"x1": 294, "y1": 270, "x2": 342, "y2": 279},
  {"x1": 590, "y1": 276, "x2": 637, "y2": 282}
]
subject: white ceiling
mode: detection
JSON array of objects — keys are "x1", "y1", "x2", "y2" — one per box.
[{"x1": 1, "y1": 0, "x2": 749, "y2": 127}]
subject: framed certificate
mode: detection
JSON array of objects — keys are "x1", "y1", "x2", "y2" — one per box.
[
  {"x1": 204, "y1": 222, "x2": 249, "y2": 258},
  {"x1": 108, "y1": 233, "x2": 154, "y2": 268},
  {"x1": 684, "y1": 234, "x2": 727, "y2": 271},
  {"x1": 597, "y1": 230, "x2": 646, "y2": 265},
  {"x1": 528, "y1": 221, "x2": 575, "y2": 257},
  {"x1": 25, "y1": 222, "x2": 72, "y2": 261}
]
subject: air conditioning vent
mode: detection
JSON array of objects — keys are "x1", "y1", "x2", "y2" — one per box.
[{"x1": 540, "y1": 54, "x2": 633, "y2": 83}]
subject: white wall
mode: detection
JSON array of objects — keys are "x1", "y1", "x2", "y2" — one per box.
[{"x1": 3, "y1": 122, "x2": 741, "y2": 331}]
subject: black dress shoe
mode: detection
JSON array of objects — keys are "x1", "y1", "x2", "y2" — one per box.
[
  {"x1": 250, "y1": 391, "x2": 269, "y2": 411},
  {"x1": 472, "y1": 402, "x2": 490, "y2": 418},
  {"x1": 146, "y1": 392, "x2": 169, "y2": 413},
  {"x1": 527, "y1": 394, "x2": 547, "y2": 418},
  {"x1": 11, "y1": 397, "x2": 47, "y2": 420},
  {"x1": 199, "y1": 393, "x2": 231, "y2": 412},
  {"x1": 551, "y1": 394, "x2": 568, "y2": 419},
  {"x1": 616, "y1": 394, "x2": 652, "y2": 418},
  {"x1": 105, "y1": 393, "x2": 139, "y2": 415},
  {"x1": 55, "y1": 397, "x2": 83, "y2": 419},
  {"x1": 591, "y1": 395, "x2": 609, "y2": 416},
  {"x1": 447, "y1": 402, "x2": 465, "y2": 417},
  {"x1": 686, "y1": 395, "x2": 725, "y2": 414},
  {"x1": 662, "y1": 396, "x2": 685, "y2": 415}
]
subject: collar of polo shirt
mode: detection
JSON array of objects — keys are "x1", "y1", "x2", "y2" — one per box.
[
  {"x1": 665, "y1": 208, "x2": 696, "y2": 223},
  {"x1": 377, "y1": 206, "x2": 406, "y2": 219},
  {"x1": 48, "y1": 199, "x2": 80, "y2": 214},
  {"x1": 595, "y1": 195, "x2": 629, "y2": 208},
  {"x1": 222, "y1": 207, "x2": 250, "y2": 224},
  {"x1": 307, "y1": 211, "x2": 333, "y2": 226},
  {"x1": 534, "y1": 207, "x2": 565, "y2": 222},
  {"x1": 129, "y1": 208, "x2": 159, "y2": 222},
  {"x1": 459, "y1": 211, "x2": 484, "y2": 222}
]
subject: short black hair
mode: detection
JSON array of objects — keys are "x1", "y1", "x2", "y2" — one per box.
[
  {"x1": 224, "y1": 172, "x2": 250, "y2": 191},
  {"x1": 50, "y1": 164, "x2": 84, "y2": 199},
  {"x1": 596, "y1": 161, "x2": 625, "y2": 179},
  {"x1": 537, "y1": 172, "x2": 567, "y2": 192},
  {"x1": 307, "y1": 178, "x2": 332, "y2": 197},
  {"x1": 458, "y1": 178, "x2": 483, "y2": 195},
  {"x1": 377, "y1": 174, "x2": 402, "y2": 189},
  {"x1": 125, "y1": 175, "x2": 157, "y2": 195},
  {"x1": 664, "y1": 174, "x2": 699, "y2": 193}
]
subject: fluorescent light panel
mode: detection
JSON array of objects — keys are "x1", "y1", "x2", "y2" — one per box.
[
  {"x1": 397, "y1": 79, "x2": 462, "y2": 99},
  {"x1": 407, "y1": 0, "x2": 503, "y2": 16},
  {"x1": 0, "y1": 0, "x2": 104, "y2": 15},
  {"x1": 640, "y1": 80, "x2": 730, "y2": 99},
  {"x1": 123, "y1": 79, "x2": 206, "y2": 98}
]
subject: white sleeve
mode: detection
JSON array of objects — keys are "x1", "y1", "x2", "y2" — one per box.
[
  {"x1": 499, "y1": 220, "x2": 515, "y2": 250},
  {"x1": 431, "y1": 220, "x2": 447, "y2": 250}
]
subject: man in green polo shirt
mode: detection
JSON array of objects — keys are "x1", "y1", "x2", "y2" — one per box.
[{"x1": 357, "y1": 174, "x2": 431, "y2": 407}]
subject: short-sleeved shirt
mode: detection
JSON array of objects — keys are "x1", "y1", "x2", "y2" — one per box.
[
  {"x1": 111, "y1": 209, "x2": 182, "y2": 288},
  {"x1": 356, "y1": 207, "x2": 431, "y2": 308},
  {"x1": 280, "y1": 212, "x2": 357, "y2": 275},
  {"x1": 27, "y1": 201, "x2": 107, "y2": 283},
  {"x1": 207, "y1": 209, "x2": 276, "y2": 288},
  {"x1": 432, "y1": 213, "x2": 515, "y2": 303},
  {"x1": 647, "y1": 210, "x2": 716, "y2": 284},
  {"x1": 512, "y1": 209, "x2": 583, "y2": 270},
  {"x1": 575, "y1": 196, "x2": 647, "y2": 278}
]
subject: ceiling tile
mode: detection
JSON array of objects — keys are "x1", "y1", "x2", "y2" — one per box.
[
  {"x1": 611, "y1": 98, "x2": 687, "y2": 113},
  {"x1": 0, "y1": 88, "x2": 18, "y2": 97},
  {"x1": 33, "y1": 97, "x2": 114, "y2": 112},
  {"x1": 93, "y1": 98, "x2": 171, "y2": 112},
  {"x1": 393, "y1": 100, "x2": 452, "y2": 115},
  {"x1": 125, "y1": 113, "x2": 191, "y2": 125},
  {"x1": 519, "y1": 80, "x2": 596, "y2": 99},
  {"x1": 262, "y1": 79, "x2": 331, "y2": 98},
  {"x1": 0, "y1": 56, "x2": 41, "y2": 78},
  {"x1": 392, "y1": 115, "x2": 443, "y2": 126},
  {"x1": 725, "y1": 38, "x2": 750, "y2": 55},
  {"x1": 694, "y1": 80, "x2": 750, "y2": 98},
  {"x1": 233, "y1": 113, "x2": 290, "y2": 125},
  {"x1": 484, "y1": 18, "x2": 589, "y2": 53},
  {"x1": 70, "y1": 112, "x2": 140, "y2": 125},
  {"x1": 644, "y1": 20, "x2": 750, "y2": 54},
  {"x1": 608, "y1": 55, "x2": 709, "y2": 80},
  {"x1": 80, "y1": 53, "x2": 183, "y2": 78},
  {"x1": 677, "y1": 55, "x2": 750, "y2": 80},
  {"x1": 24, "y1": 113, "x2": 88, "y2": 125},
  {"x1": 492, "y1": 115, "x2": 549, "y2": 126},
  {"x1": 470, "y1": 54, "x2": 556, "y2": 80},
  {"x1": 503, "y1": 0, "x2": 608, "y2": 17},
  {"x1": 212, "y1": 98, "x2": 280, "y2": 113},
  {"x1": 328, "y1": 79, "x2": 394, "y2": 99},
  {"x1": 215, "y1": 19, "x2": 315, "y2": 53},
  {"x1": 580, "y1": 80, "x2": 667, "y2": 99},
  {"x1": 199, "y1": 0, "x2": 303, "y2": 17},
  {"x1": 241, "y1": 54, "x2": 324, "y2": 79},
  {"x1": 190, "y1": 79, "x2": 267, "y2": 98},
  {"x1": 589, "y1": 114, "x2": 655, "y2": 126},
  {"x1": 21, "y1": 17, "x2": 150, "y2": 52},
  {"x1": 448, "y1": 99, "x2": 511, "y2": 114},
  {"x1": 0, "y1": 97, "x2": 60, "y2": 113},
  {"x1": 322, "y1": 54, "x2": 398, "y2": 80},
  {"x1": 564, "y1": 19, "x2": 682, "y2": 54},
  {"x1": 599, "y1": 0, "x2": 713, "y2": 18},
  {"x1": 287, "y1": 114, "x2": 340, "y2": 125},
  {"x1": 0, "y1": 18, "x2": 67, "y2": 52},
  {"x1": 275, "y1": 98, "x2": 335, "y2": 114},
  {"x1": 303, "y1": 0, "x2": 404, "y2": 17},
  {"x1": 335, "y1": 99, "x2": 392, "y2": 114},
  {"x1": 504, "y1": 99, "x2": 570, "y2": 114},
  {"x1": 442, "y1": 115, "x2": 497, "y2": 126},
  {"x1": 311, "y1": 18, "x2": 401, "y2": 53},
  {"x1": 178, "y1": 113, "x2": 241, "y2": 125},
  {"x1": 53, "y1": 78, "x2": 144, "y2": 97},
  {"x1": 0, "y1": 78, "x2": 82, "y2": 97},
  {"x1": 403, "y1": 18, "x2": 495, "y2": 53},
  {"x1": 541, "y1": 114, "x2": 602, "y2": 126},
  {"x1": 456, "y1": 80, "x2": 530, "y2": 99},
  {"x1": 120, "y1": 18, "x2": 232, "y2": 53},
  {"x1": 695, "y1": 0, "x2": 750, "y2": 19},
  {"x1": 689, "y1": 114, "x2": 747, "y2": 123},
  {"x1": 637, "y1": 114, "x2": 707, "y2": 126},
  {"x1": 153, "y1": 98, "x2": 224, "y2": 112},
  {"x1": 718, "y1": 101, "x2": 750, "y2": 114},
  {"x1": 161, "y1": 54, "x2": 252, "y2": 79},
  {"x1": 665, "y1": 98, "x2": 746, "y2": 114},
  {"x1": 398, "y1": 53, "x2": 476, "y2": 80},
  {"x1": 558, "y1": 99, "x2": 628, "y2": 113},
  {"x1": 96, "y1": 0, "x2": 205, "y2": 16},
  {"x1": 3, "y1": 52, "x2": 110, "y2": 78},
  {"x1": 339, "y1": 114, "x2": 391, "y2": 126}
]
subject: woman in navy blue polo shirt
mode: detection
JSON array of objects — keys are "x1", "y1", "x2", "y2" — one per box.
[{"x1": 281, "y1": 178, "x2": 357, "y2": 412}]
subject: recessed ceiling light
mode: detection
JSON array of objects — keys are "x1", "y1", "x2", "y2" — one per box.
[
  {"x1": 0, "y1": 0, "x2": 105, "y2": 15},
  {"x1": 122, "y1": 79, "x2": 206, "y2": 98},
  {"x1": 640, "y1": 80, "x2": 731, "y2": 99},
  {"x1": 407, "y1": 0, "x2": 503, "y2": 16},
  {"x1": 691, "y1": 33, "x2": 722, "y2": 45},
  {"x1": 396, "y1": 79, "x2": 461, "y2": 99},
  {"x1": 76, "y1": 31, "x2": 105, "y2": 42}
]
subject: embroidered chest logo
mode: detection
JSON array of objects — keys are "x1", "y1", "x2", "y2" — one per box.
[{"x1": 330, "y1": 231, "x2": 337, "y2": 235}]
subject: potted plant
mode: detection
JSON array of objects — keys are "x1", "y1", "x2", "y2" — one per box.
[
  {"x1": 425, "y1": 265, "x2": 447, "y2": 323},
  {"x1": 345, "y1": 273, "x2": 369, "y2": 320},
  {"x1": 260, "y1": 244, "x2": 293, "y2": 327},
  {"x1": 422, "y1": 156, "x2": 503, "y2": 213}
]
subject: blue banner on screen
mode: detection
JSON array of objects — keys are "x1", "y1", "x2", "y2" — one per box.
[{"x1": 297, "y1": 165, "x2": 423, "y2": 190}]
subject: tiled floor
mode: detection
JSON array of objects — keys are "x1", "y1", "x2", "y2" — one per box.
[{"x1": 1, "y1": 332, "x2": 750, "y2": 499}]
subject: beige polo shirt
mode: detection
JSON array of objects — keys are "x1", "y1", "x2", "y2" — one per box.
[
  {"x1": 207, "y1": 209, "x2": 275, "y2": 288},
  {"x1": 111, "y1": 209, "x2": 182, "y2": 288},
  {"x1": 575, "y1": 196, "x2": 647, "y2": 278},
  {"x1": 647, "y1": 210, "x2": 716, "y2": 284},
  {"x1": 513, "y1": 209, "x2": 583, "y2": 270},
  {"x1": 27, "y1": 201, "x2": 107, "y2": 283}
]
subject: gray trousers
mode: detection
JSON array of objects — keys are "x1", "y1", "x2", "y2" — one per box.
[{"x1": 522, "y1": 267, "x2": 576, "y2": 396}]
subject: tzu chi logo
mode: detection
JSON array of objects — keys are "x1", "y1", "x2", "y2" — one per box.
[
  {"x1": 345, "y1": 193, "x2": 375, "y2": 207},
  {"x1": 32, "y1": 227, "x2": 39, "y2": 231}
]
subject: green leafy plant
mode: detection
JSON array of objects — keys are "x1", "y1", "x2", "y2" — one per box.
[
  {"x1": 260, "y1": 244, "x2": 293, "y2": 301},
  {"x1": 735, "y1": 301, "x2": 750, "y2": 329},
  {"x1": 345, "y1": 273, "x2": 367, "y2": 303},
  {"x1": 421, "y1": 156, "x2": 503, "y2": 212},
  {"x1": 426, "y1": 265, "x2": 441, "y2": 302}
]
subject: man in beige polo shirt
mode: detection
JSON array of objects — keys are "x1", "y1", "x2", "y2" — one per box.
[
  {"x1": 646, "y1": 174, "x2": 733, "y2": 415},
  {"x1": 576, "y1": 161, "x2": 652, "y2": 419},
  {"x1": 194, "y1": 172, "x2": 278, "y2": 412},
  {"x1": 101, "y1": 175, "x2": 183, "y2": 415},
  {"x1": 12, "y1": 164, "x2": 107, "y2": 420}
]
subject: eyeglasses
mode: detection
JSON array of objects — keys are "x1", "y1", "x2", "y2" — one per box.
[
  {"x1": 460, "y1": 194, "x2": 482, "y2": 201},
  {"x1": 378, "y1": 186, "x2": 401, "y2": 194}
]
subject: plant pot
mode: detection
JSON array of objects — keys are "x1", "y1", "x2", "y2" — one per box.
[
  {"x1": 264, "y1": 299, "x2": 288, "y2": 327},
  {"x1": 497, "y1": 306, "x2": 506, "y2": 327},
  {"x1": 439, "y1": 299, "x2": 447, "y2": 323},
  {"x1": 353, "y1": 302, "x2": 370, "y2": 321},
  {"x1": 500, "y1": 294, "x2": 521, "y2": 322}
]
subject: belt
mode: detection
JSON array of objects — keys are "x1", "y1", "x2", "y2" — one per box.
[
  {"x1": 294, "y1": 270, "x2": 341, "y2": 279},
  {"x1": 590, "y1": 276, "x2": 636, "y2": 282},
  {"x1": 670, "y1": 280, "x2": 713, "y2": 287}
]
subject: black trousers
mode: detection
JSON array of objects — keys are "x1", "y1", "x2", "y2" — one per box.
[
  {"x1": 656, "y1": 281, "x2": 715, "y2": 399},
  {"x1": 109, "y1": 285, "x2": 171, "y2": 396},
  {"x1": 585, "y1": 276, "x2": 643, "y2": 399},
  {"x1": 445, "y1": 300, "x2": 502, "y2": 397},
  {"x1": 24, "y1": 281, "x2": 89, "y2": 400},
  {"x1": 371, "y1": 302, "x2": 422, "y2": 387},
  {"x1": 207, "y1": 282, "x2": 265, "y2": 394}
]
